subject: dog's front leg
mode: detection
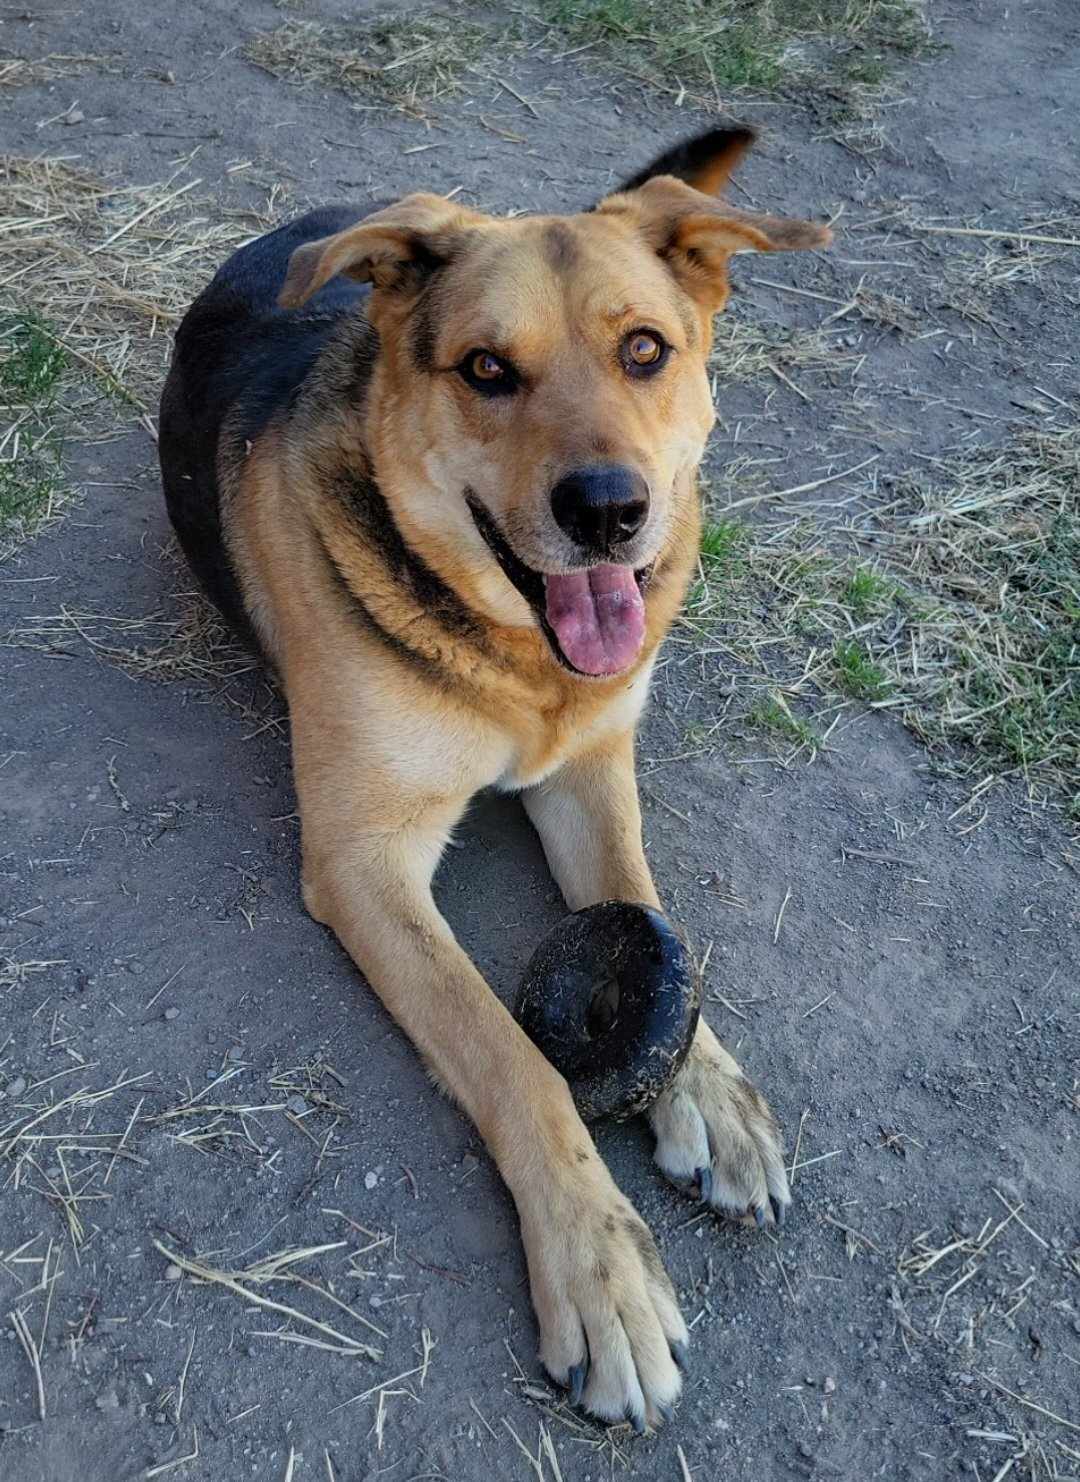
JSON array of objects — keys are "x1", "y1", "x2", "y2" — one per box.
[
  {"x1": 523, "y1": 730, "x2": 791, "y2": 1225},
  {"x1": 297, "y1": 776, "x2": 687, "y2": 1428}
]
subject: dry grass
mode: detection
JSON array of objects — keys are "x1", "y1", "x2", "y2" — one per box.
[
  {"x1": 0, "y1": 540, "x2": 285, "y2": 728},
  {"x1": 0, "y1": 1070, "x2": 151, "y2": 1254},
  {"x1": 0, "y1": 156, "x2": 277, "y2": 410},
  {"x1": 0, "y1": 52, "x2": 109, "y2": 88},
  {"x1": 0, "y1": 154, "x2": 274, "y2": 555},
  {"x1": 860, "y1": 429, "x2": 1079, "y2": 795},
  {"x1": 0, "y1": 957, "x2": 67, "y2": 992},
  {"x1": 681, "y1": 428, "x2": 1080, "y2": 811},
  {"x1": 153, "y1": 1240, "x2": 384, "y2": 1358},
  {"x1": 936, "y1": 238, "x2": 1079, "y2": 337},
  {"x1": 886, "y1": 1192, "x2": 1079, "y2": 1475},
  {"x1": 710, "y1": 313, "x2": 861, "y2": 391},
  {"x1": 1, "y1": 582, "x2": 256, "y2": 686},
  {"x1": 246, "y1": 14, "x2": 497, "y2": 114}
]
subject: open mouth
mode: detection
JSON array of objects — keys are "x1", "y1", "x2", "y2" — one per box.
[{"x1": 466, "y1": 493, "x2": 652, "y2": 678}]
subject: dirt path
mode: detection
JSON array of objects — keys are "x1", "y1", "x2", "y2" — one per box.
[{"x1": 1, "y1": 3, "x2": 1077, "y2": 1480}]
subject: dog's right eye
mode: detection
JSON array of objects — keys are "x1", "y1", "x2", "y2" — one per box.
[{"x1": 459, "y1": 349, "x2": 518, "y2": 397}]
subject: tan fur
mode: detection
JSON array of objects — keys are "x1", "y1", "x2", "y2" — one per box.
[{"x1": 217, "y1": 166, "x2": 828, "y2": 1427}]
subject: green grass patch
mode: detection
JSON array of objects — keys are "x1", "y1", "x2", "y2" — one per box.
[
  {"x1": 841, "y1": 565, "x2": 896, "y2": 618},
  {"x1": 536, "y1": 0, "x2": 931, "y2": 101},
  {"x1": 0, "y1": 313, "x2": 68, "y2": 542},
  {"x1": 831, "y1": 639, "x2": 892, "y2": 700},
  {"x1": 686, "y1": 517, "x2": 749, "y2": 616},
  {"x1": 682, "y1": 428, "x2": 1080, "y2": 809},
  {"x1": 700, "y1": 517, "x2": 747, "y2": 566},
  {"x1": 746, "y1": 693, "x2": 823, "y2": 751},
  {"x1": 0, "y1": 315, "x2": 66, "y2": 402},
  {"x1": 958, "y1": 508, "x2": 1080, "y2": 801},
  {"x1": 0, "y1": 457, "x2": 62, "y2": 534}
]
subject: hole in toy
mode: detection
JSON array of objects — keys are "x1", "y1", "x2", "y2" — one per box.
[{"x1": 586, "y1": 974, "x2": 620, "y2": 1038}]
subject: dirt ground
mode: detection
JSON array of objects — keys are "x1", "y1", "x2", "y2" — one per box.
[{"x1": 1, "y1": 2, "x2": 1078, "y2": 1480}]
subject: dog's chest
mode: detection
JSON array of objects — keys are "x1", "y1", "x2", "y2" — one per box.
[{"x1": 491, "y1": 662, "x2": 654, "y2": 791}]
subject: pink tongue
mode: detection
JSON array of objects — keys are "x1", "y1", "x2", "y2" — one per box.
[{"x1": 544, "y1": 565, "x2": 645, "y2": 676}]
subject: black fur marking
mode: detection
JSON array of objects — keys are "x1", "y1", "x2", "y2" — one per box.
[
  {"x1": 409, "y1": 295, "x2": 439, "y2": 372},
  {"x1": 331, "y1": 471, "x2": 493, "y2": 652},
  {"x1": 617, "y1": 126, "x2": 756, "y2": 195},
  {"x1": 313, "y1": 526, "x2": 449, "y2": 686},
  {"x1": 544, "y1": 221, "x2": 579, "y2": 272},
  {"x1": 160, "y1": 204, "x2": 389, "y2": 641}
]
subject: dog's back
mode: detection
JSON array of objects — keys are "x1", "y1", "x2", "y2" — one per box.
[{"x1": 158, "y1": 206, "x2": 377, "y2": 639}]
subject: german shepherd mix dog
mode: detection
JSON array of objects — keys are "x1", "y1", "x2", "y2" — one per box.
[{"x1": 160, "y1": 127, "x2": 829, "y2": 1429}]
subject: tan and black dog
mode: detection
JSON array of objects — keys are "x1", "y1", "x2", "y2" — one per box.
[{"x1": 159, "y1": 127, "x2": 830, "y2": 1429}]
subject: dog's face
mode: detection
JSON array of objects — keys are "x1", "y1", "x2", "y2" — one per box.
[{"x1": 281, "y1": 130, "x2": 830, "y2": 677}]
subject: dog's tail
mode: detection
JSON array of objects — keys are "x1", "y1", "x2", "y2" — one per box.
[{"x1": 614, "y1": 126, "x2": 756, "y2": 198}]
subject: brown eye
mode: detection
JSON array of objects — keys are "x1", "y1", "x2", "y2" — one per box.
[
  {"x1": 622, "y1": 329, "x2": 669, "y2": 378},
  {"x1": 471, "y1": 352, "x2": 504, "y2": 381},
  {"x1": 460, "y1": 348, "x2": 518, "y2": 397},
  {"x1": 628, "y1": 332, "x2": 662, "y2": 365}
]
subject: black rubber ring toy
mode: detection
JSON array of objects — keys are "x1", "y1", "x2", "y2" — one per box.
[{"x1": 515, "y1": 901, "x2": 700, "y2": 1122}]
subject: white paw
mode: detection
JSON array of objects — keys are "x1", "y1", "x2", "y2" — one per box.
[{"x1": 649, "y1": 1024, "x2": 790, "y2": 1226}]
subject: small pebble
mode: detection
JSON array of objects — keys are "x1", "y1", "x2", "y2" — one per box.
[
  {"x1": 364, "y1": 1171, "x2": 378, "y2": 1190},
  {"x1": 163, "y1": 1007, "x2": 180, "y2": 1022},
  {"x1": 4, "y1": 1076, "x2": 27, "y2": 1099},
  {"x1": 95, "y1": 1390, "x2": 120, "y2": 1411},
  {"x1": 286, "y1": 1094, "x2": 308, "y2": 1116},
  {"x1": 64, "y1": 108, "x2": 85, "y2": 126},
  {"x1": 164, "y1": 1264, "x2": 183, "y2": 1282},
  {"x1": 823, "y1": 1376, "x2": 836, "y2": 1395}
]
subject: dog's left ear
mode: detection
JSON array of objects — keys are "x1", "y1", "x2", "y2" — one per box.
[
  {"x1": 597, "y1": 174, "x2": 831, "y2": 311},
  {"x1": 279, "y1": 193, "x2": 486, "y2": 309}
]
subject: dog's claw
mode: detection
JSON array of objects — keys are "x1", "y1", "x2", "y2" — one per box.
[
  {"x1": 670, "y1": 1338, "x2": 689, "y2": 1371},
  {"x1": 770, "y1": 1194, "x2": 787, "y2": 1228},
  {"x1": 628, "y1": 1407, "x2": 646, "y2": 1436},
  {"x1": 568, "y1": 1360, "x2": 587, "y2": 1407},
  {"x1": 754, "y1": 1204, "x2": 766, "y2": 1228},
  {"x1": 695, "y1": 1165, "x2": 713, "y2": 1203},
  {"x1": 658, "y1": 1401, "x2": 675, "y2": 1424}
]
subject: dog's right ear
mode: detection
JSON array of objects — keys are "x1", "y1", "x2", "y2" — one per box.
[
  {"x1": 279, "y1": 193, "x2": 486, "y2": 309},
  {"x1": 616, "y1": 126, "x2": 757, "y2": 197}
]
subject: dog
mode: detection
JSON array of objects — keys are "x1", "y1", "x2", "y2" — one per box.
[{"x1": 159, "y1": 126, "x2": 830, "y2": 1430}]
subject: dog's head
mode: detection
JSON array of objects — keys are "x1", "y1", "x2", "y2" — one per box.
[{"x1": 280, "y1": 128, "x2": 830, "y2": 678}]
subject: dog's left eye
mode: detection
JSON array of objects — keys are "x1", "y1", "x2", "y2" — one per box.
[
  {"x1": 459, "y1": 349, "x2": 518, "y2": 397},
  {"x1": 621, "y1": 330, "x2": 669, "y2": 378}
]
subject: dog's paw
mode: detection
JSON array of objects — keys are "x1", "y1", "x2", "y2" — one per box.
[
  {"x1": 519, "y1": 1161, "x2": 687, "y2": 1431},
  {"x1": 648, "y1": 1021, "x2": 790, "y2": 1226}
]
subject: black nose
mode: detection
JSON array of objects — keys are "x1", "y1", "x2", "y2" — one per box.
[{"x1": 550, "y1": 465, "x2": 650, "y2": 556}]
